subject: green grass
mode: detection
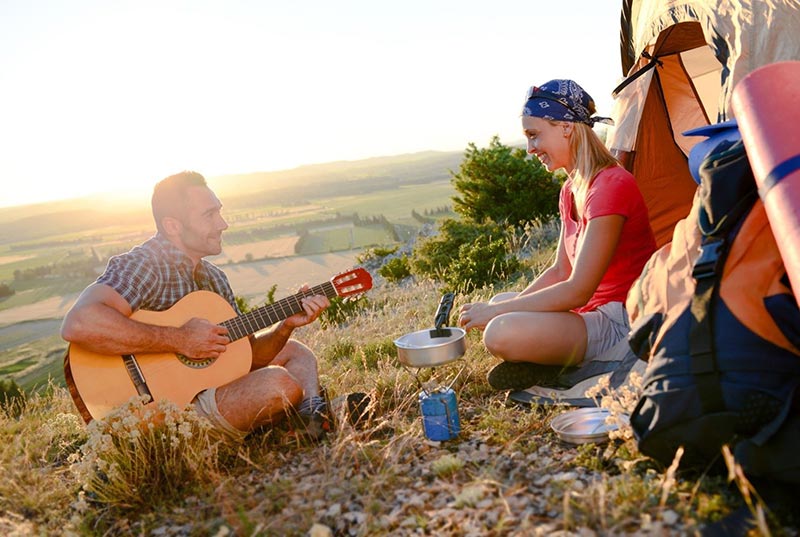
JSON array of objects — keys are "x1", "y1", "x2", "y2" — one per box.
[
  {"x1": 0, "y1": 357, "x2": 36, "y2": 374},
  {"x1": 16, "y1": 347, "x2": 67, "y2": 391}
]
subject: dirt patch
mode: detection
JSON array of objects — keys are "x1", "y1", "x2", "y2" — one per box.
[
  {"x1": 213, "y1": 236, "x2": 300, "y2": 264},
  {"x1": 224, "y1": 252, "x2": 363, "y2": 302},
  {"x1": 0, "y1": 295, "x2": 78, "y2": 327},
  {"x1": 0, "y1": 254, "x2": 34, "y2": 264}
]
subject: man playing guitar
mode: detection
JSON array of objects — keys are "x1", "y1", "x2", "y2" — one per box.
[{"x1": 61, "y1": 171, "x2": 346, "y2": 441}]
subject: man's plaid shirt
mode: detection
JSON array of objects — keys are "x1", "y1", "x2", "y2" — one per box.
[{"x1": 96, "y1": 233, "x2": 240, "y2": 314}]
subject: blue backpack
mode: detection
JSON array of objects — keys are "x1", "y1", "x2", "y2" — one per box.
[{"x1": 627, "y1": 134, "x2": 800, "y2": 480}]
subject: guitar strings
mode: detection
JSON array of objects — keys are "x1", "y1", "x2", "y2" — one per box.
[{"x1": 221, "y1": 282, "x2": 335, "y2": 341}]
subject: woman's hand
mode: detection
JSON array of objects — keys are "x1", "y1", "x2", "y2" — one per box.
[{"x1": 458, "y1": 301, "x2": 497, "y2": 331}]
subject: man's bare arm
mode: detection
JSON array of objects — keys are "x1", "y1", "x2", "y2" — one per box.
[{"x1": 61, "y1": 283, "x2": 229, "y2": 359}]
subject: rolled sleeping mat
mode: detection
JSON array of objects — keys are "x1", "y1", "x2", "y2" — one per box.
[{"x1": 732, "y1": 61, "x2": 800, "y2": 302}]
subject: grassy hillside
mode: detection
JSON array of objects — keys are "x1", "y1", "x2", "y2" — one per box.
[
  {"x1": 0, "y1": 147, "x2": 790, "y2": 535},
  {"x1": 0, "y1": 272, "x2": 789, "y2": 536}
]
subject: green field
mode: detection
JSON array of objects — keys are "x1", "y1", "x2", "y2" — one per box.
[
  {"x1": 322, "y1": 181, "x2": 454, "y2": 222},
  {"x1": 0, "y1": 331, "x2": 66, "y2": 391},
  {"x1": 0, "y1": 279, "x2": 91, "y2": 312},
  {"x1": 295, "y1": 225, "x2": 396, "y2": 254}
]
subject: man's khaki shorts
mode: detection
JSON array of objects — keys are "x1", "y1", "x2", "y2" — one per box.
[{"x1": 193, "y1": 387, "x2": 248, "y2": 442}]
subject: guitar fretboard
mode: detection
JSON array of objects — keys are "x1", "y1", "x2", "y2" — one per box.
[{"x1": 220, "y1": 282, "x2": 336, "y2": 341}]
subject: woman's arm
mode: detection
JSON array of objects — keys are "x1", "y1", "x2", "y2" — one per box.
[
  {"x1": 459, "y1": 215, "x2": 624, "y2": 330},
  {"x1": 519, "y1": 223, "x2": 572, "y2": 296},
  {"x1": 505, "y1": 214, "x2": 624, "y2": 311}
]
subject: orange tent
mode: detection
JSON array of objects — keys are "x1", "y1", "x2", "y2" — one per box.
[{"x1": 609, "y1": 0, "x2": 800, "y2": 247}]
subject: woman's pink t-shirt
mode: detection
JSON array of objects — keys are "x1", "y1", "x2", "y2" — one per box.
[{"x1": 560, "y1": 166, "x2": 657, "y2": 313}]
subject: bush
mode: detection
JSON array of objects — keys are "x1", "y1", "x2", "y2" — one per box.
[
  {"x1": 451, "y1": 136, "x2": 561, "y2": 227},
  {"x1": 411, "y1": 218, "x2": 520, "y2": 292},
  {"x1": 0, "y1": 282, "x2": 14, "y2": 299},
  {"x1": 319, "y1": 295, "x2": 370, "y2": 329},
  {"x1": 379, "y1": 256, "x2": 411, "y2": 282},
  {"x1": 235, "y1": 295, "x2": 251, "y2": 314},
  {"x1": 356, "y1": 246, "x2": 398, "y2": 264},
  {"x1": 444, "y1": 234, "x2": 521, "y2": 293},
  {"x1": 411, "y1": 219, "x2": 507, "y2": 278},
  {"x1": 72, "y1": 397, "x2": 230, "y2": 511},
  {"x1": 0, "y1": 379, "x2": 25, "y2": 416}
]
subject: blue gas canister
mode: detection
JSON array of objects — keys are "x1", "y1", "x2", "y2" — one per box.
[{"x1": 419, "y1": 387, "x2": 461, "y2": 441}]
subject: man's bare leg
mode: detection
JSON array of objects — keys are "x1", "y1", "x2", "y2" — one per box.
[{"x1": 214, "y1": 366, "x2": 304, "y2": 432}]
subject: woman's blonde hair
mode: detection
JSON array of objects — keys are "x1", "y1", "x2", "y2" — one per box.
[{"x1": 566, "y1": 122, "x2": 618, "y2": 216}]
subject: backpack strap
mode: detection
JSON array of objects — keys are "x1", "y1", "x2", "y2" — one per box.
[
  {"x1": 689, "y1": 237, "x2": 728, "y2": 414},
  {"x1": 690, "y1": 138, "x2": 759, "y2": 415}
]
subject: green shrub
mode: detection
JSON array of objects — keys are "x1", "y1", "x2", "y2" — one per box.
[
  {"x1": 411, "y1": 218, "x2": 519, "y2": 291},
  {"x1": 0, "y1": 379, "x2": 25, "y2": 416},
  {"x1": 320, "y1": 295, "x2": 370, "y2": 329},
  {"x1": 444, "y1": 234, "x2": 521, "y2": 293},
  {"x1": 357, "y1": 245, "x2": 399, "y2": 264},
  {"x1": 451, "y1": 136, "x2": 560, "y2": 227},
  {"x1": 234, "y1": 295, "x2": 251, "y2": 314},
  {"x1": 379, "y1": 256, "x2": 411, "y2": 282}
]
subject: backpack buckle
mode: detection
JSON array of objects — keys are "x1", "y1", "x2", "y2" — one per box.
[{"x1": 692, "y1": 240, "x2": 723, "y2": 280}]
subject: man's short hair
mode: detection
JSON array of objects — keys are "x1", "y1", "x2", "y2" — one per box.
[{"x1": 151, "y1": 171, "x2": 207, "y2": 232}]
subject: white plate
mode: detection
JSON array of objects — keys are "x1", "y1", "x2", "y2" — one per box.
[{"x1": 550, "y1": 407, "x2": 625, "y2": 444}]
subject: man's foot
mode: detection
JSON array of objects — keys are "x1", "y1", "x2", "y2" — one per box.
[
  {"x1": 293, "y1": 392, "x2": 372, "y2": 441},
  {"x1": 330, "y1": 392, "x2": 372, "y2": 428},
  {"x1": 487, "y1": 361, "x2": 578, "y2": 391},
  {"x1": 296, "y1": 395, "x2": 331, "y2": 441}
]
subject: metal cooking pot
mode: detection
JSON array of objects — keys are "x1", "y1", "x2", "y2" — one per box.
[{"x1": 394, "y1": 293, "x2": 467, "y2": 368}]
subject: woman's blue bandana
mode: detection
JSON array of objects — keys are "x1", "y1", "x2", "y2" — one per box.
[{"x1": 522, "y1": 79, "x2": 613, "y2": 127}]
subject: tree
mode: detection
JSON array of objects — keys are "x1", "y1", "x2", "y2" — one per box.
[
  {"x1": 450, "y1": 136, "x2": 561, "y2": 227},
  {"x1": 0, "y1": 283, "x2": 14, "y2": 299}
]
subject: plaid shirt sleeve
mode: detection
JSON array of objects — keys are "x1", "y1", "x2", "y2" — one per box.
[{"x1": 96, "y1": 251, "x2": 161, "y2": 312}]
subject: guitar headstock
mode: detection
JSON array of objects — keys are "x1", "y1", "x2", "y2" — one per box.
[{"x1": 331, "y1": 268, "x2": 373, "y2": 298}]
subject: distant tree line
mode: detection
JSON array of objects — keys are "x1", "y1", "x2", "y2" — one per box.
[
  {"x1": 9, "y1": 235, "x2": 103, "y2": 251},
  {"x1": 0, "y1": 282, "x2": 14, "y2": 299},
  {"x1": 13, "y1": 257, "x2": 99, "y2": 281}
]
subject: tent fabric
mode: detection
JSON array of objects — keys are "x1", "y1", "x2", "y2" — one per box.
[{"x1": 609, "y1": 0, "x2": 800, "y2": 247}]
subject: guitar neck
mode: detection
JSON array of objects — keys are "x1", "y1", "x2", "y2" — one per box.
[{"x1": 221, "y1": 281, "x2": 336, "y2": 341}]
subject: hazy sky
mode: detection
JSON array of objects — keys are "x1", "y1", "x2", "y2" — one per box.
[{"x1": 0, "y1": 0, "x2": 624, "y2": 208}]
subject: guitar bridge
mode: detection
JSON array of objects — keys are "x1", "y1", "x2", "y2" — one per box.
[{"x1": 122, "y1": 354, "x2": 153, "y2": 402}]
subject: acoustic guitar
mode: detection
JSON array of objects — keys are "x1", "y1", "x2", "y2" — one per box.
[{"x1": 65, "y1": 268, "x2": 372, "y2": 423}]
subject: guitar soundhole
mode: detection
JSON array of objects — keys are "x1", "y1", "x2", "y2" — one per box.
[{"x1": 177, "y1": 354, "x2": 215, "y2": 369}]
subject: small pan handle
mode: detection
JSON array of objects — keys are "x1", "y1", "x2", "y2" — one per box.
[{"x1": 433, "y1": 292, "x2": 455, "y2": 330}]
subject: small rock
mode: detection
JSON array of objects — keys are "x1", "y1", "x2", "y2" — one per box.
[
  {"x1": 325, "y1": 503, "x2": 341, "y2": 517},
  {"x1": 308, "y1": 523, "x2": 333, "y2": 537},
  {"x1": 400, "y1": 516, "x2": 417, "y2": 528},
  {"x1": 662, "y1": 509, "x2": 680, "y2": 525}
]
